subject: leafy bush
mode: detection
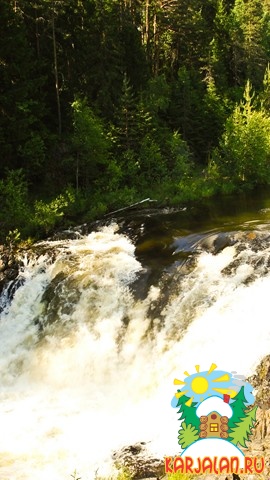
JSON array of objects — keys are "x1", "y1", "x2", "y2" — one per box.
[{"x1": 33, "y1": 188, "x2": 75, "y2": 235}]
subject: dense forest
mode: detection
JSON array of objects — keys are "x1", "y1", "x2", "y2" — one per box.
[{"x1": 1, "y1": 0, "x2": 270, "y2": 242}]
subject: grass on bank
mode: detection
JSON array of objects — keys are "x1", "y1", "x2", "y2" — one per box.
[{"x1": 70, "y1": 467, "x2": 194, "y2": 480}]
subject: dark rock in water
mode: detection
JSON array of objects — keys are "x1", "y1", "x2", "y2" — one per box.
[
  {"x1": 112, "y1": 442, "x2": 164, "y2": 479},
  {"x1": 199, "y1": 232, "x2": 235, "y2": 254},
  {"x1": 5, "y1": 267, "x2": 19, "y2": 280},
  {"x1": 0, "y1": 243, "x2": 36, "y2": 313},
  {"x1": 48, "y1": 223, "x2": 89, "y2": 241},
  {"x1": 0, "y1": 246, "x2": 22, "y2": 300}
]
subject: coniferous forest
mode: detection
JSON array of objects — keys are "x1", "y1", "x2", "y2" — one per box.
[{"x1": 1, "y1": 0, "x2": 270, "y2": 242}]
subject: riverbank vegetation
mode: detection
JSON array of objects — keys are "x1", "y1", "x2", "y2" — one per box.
[{"x1": 1, "y1": 0, "x2": 270, "y2": 242}]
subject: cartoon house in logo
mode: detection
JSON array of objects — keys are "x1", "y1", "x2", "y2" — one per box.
[
  {"x1": 172, "y1": 363, "x2": 258, "y2": 459},
  {"x1": 197, "y1": 395, "x2": 232, "y2": 439}
]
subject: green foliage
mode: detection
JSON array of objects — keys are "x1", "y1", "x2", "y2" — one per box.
[
  {"x1": 0, "y1": 170, "x2": 30, "y2": 241},
  {"x1": 209, "y1": 81, "x2": 270, "y2": 188},
  {"x1": 229, "y1": 0, "x2": 268, "y2": 87},
  {"x1": 5, "y1": 229, "x2": 21, "y2": 248},
  {"x1": 167, "y1": 132, "x2": 193, "y2": 179},
  {"x1": 18, "y1": 133, "x2": 46, "y2": 178},
  {"x1": 229, "y1": 405, "x2": 257, "y2": 447},
  {"x1": 72, "y1": 97, "x2": 110, "y2": 189},
  {"x1": 178, "y1": 422, "x2": 199, "y2": 449},
  {"x1": 260, "y1": 64, "x2": 270, "y2": 112},
  {"x1": 166, "y1": 474, "x2": 194, "y2": 480},
  {"x1": 0, "y1": 2, "x2": 47, "y2": 175},
  {"x1": 142, "y1": 75, "x2": 171, "y2": 114},
  {"x1": 139, "y1": 136, "x2": 167, "y2": 184},
  {"x1": 2, "y1": 0, "x2": 270, "y2": 240},
  {"x1": 33, "y1": 189, "x2": 75, "y2": 235},
  {"x1": 113, "y1": 75, "x2": 138, "y2": 153}
]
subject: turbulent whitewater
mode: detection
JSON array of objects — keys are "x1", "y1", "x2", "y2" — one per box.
[{"x1": 1, "y1": 221, "x2": 270, "y2": 480}]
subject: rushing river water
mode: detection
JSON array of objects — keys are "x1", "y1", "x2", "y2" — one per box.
[{"x1": 2, "y1": 191, "x2": 270, "y2": 479}]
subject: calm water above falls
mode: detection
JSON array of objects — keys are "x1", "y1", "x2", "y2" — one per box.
[{"x1": 1, "y1": 190, "x2": 270, "y2": 479}]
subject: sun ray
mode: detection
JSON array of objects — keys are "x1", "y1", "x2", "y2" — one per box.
[
  {"x1": 175, "y1": 390, "x2": 188, "y2": 398},
  {"x1": 207, "y1": 363, "x2": 217, "y2": 375},
  {"x1": 213, "y1": 374, "x2": 230, "y2": 382},
  {"x1": 212, "y1": 387, "x2": 237, "y2": 395},
  {"x1": 174, "y1": 379, "x2": 186, "y2": 385},
  {"x1": 184, "y1": 371, "x2": 190, "y2": 376},
  {"x1": 195, "y1": 365, "x2": 200, "y2": 372},
  {"x1": 185, "y1": 396, "x2": 194, "y2": 406}
]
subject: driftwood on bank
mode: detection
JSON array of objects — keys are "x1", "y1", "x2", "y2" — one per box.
[{"x1": 104, "y1": 198, "x2": 157, "y2": 217}]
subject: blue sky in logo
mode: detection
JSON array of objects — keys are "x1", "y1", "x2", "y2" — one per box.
[{"x1": 171, "y1": 366, "x2": 255, "y2": 407}]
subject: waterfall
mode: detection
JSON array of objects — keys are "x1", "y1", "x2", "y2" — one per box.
[{"x1": 0, "y1": 223, "x2": 270, "y2": 479}]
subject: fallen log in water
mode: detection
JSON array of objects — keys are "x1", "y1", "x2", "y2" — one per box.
[{"x1": 104, "y1": 198, "x2": 157, "y2": 217}]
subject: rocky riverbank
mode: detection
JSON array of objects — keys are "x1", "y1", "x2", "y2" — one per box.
[{"x1": 0, "y1": 245, "x2": 22, "y2": 297}]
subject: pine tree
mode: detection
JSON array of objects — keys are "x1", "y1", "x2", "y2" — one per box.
[
  {"x1": 228, "y1": 0, "x2": 268, "y2": 89},
  {"x1": 260, "y1": 64, "x2": 270, "y2": 112},
  {"x1": 72, "y1": 97, "x2": 110, "y2": 190},
  {"x1": 0, "y1": 1, "x2": 46, "y2": 175},
  {"x1": 115, "y1": 74, "x2": 138, "y2": 151}
]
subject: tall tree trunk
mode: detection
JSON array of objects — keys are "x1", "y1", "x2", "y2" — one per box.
[
  {"x1": 52, "y1": 2, "x2": 62, "y2": 137},
  {"x1": 35, "y1": 6, "x2": 40, "y2": 59},
  {"x1": 145, "y1": 0, "x2": 149, "y2": 54},
  {"x1": 76, "y1": 153, "x2": 79, "y2": 193},
  {"x1": 153, "y1": 10, "x2": 158, "y2": 74}
]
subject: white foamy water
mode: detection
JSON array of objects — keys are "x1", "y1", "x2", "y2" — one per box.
[{"x1": 0, "y1": 224, "x2": 270, "y2": 479}]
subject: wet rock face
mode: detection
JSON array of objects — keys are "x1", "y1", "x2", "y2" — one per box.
[
  {"x1": 248, "y1": 355, "x2": 270, "y2": 410},
  {"x1": 112, "y1": 442, "x2": 164, "y2": 479},
  {"x1": 0, "y1": 249, "x2": 19, "y2": 294},
  {"x1": 0, "y1": 246, "x2": 22, "y2": 297}
]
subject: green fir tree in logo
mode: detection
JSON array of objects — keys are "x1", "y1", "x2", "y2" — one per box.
[
  {"x1": 228, "y1": 386, "x2": 257, "y2": 447},
  {"x1": 228, "y1": 386, "x2": 248, "y2": 429},
  {"x1": 176, "y1": 393, "x2": 199, "y2": 448}
]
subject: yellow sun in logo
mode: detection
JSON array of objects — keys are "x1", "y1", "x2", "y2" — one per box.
[
  {"x1": 191, "y1": 376, "x2": 209, "y2": 394},
  {"x1": 174, "y1": 363, "x2": 238, "y2": 406}
]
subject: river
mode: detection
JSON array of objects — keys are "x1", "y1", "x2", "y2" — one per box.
[{"x1": 1, "y1": 190, "x2": 270, "y2": 479}]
